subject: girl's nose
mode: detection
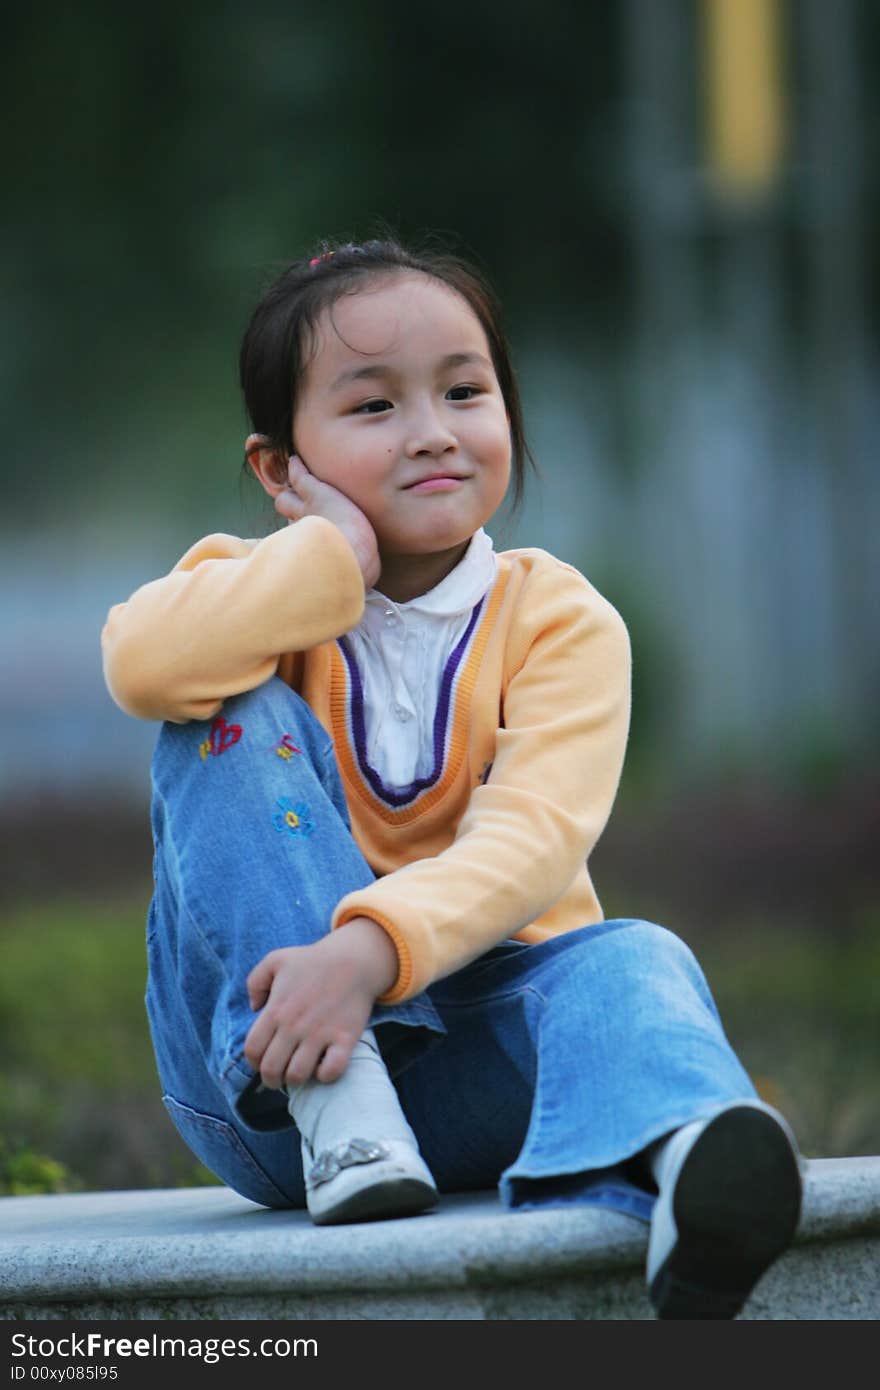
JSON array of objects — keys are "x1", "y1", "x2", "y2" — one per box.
[{"x1": 403, "y1": 403, "x2": 457, "y2": 458}]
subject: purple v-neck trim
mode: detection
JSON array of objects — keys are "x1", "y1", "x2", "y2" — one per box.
[{"x1": 337, "y1": 597, "x2": 484, "y2": 808}]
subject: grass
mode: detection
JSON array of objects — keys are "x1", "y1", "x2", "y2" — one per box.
[
  {"x1": 0, "y1": 897, "x2": 155, "y2": 1089},
  {"x1": 0, "y1": 894, "x2": 218, "y2": 1193},
  {"x1": 1, "y1": 894, "x2": 877, "y2": 1193},
  {"x1": 685, "y1": 913, "x2": 880, "y2": 1159}
]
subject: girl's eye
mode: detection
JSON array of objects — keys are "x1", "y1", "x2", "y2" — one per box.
[
  {"x1": 354, "y1": 398, "x2": 393, "y2": 415},
  {"x1": 446, "y1": 385, "x2": 481, "y2": 401}
]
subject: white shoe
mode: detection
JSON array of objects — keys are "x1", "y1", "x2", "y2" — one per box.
[
  {"x1": 647, "y1": 1102, "x2": 803, "y2": 1319},
  {"x1": 302, "y1": 1136, "x2": 438, "y2": 1226}
]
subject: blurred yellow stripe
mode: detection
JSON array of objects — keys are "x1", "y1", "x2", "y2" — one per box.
[{"x1": 703, "y1": 0, "x2": 785, "y2": 195}]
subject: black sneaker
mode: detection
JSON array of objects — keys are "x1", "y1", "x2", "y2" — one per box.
[{"x1": 647, "y1": 1103, "x2": 803, "y2": 1319}]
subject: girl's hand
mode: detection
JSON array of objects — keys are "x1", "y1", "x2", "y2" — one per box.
[
  {"x1": 243, "y1": 917, "x2": 398, "y2": 1088},
  {"x1": 276, "y1": 454, "x2": 381, "y2": 591}
]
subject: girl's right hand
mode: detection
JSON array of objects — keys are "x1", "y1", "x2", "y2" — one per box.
[
  {"x1": 243, "y1": 918, "x2": 399, "y2": 1087},
  {"x1": 276, "y1": 454, "x2": 381, "y2": 591}
]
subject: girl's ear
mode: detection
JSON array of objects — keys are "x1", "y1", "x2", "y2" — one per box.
[{"x1": 246, "y1": 434, "x2": 289, "y2": 498}]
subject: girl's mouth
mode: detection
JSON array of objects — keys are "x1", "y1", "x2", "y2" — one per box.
[{"x1": 404, "y1": 475, "x2": 467, "y2": 494}]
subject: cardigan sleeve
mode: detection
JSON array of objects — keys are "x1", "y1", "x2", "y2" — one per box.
[
  {"x1": 332, "y1": 559, "x2": 632, "y2": 1002},
  {"x1": 101, "y1": 517, "x2": 366, "y2": 723}
]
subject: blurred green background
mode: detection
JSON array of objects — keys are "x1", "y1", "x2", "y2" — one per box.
[{"x1": 1, "y1": 0, "x2": 877, "y2": 1194}]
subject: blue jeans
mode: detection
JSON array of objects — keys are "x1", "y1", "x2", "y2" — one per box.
[{"x1": 146, "y1": 677, "x2": 758, "y2": 1220}]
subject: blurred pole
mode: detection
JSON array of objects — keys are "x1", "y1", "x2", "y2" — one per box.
[
  {"x1": 623, "y1": 0, "x2": 876, "y2": 780},
  {"x1": 625, "y1": 0, "x2": 698, "y2": 350},
  {"x1": 700, "y1": 0, "x2": 795, "y2": 754},
  {"x1": 703, "y1": 0, "x2": 785, "y2": 199},
  {"x1": 624, "y1": 0, "x2": 707, "y2": 771},
  {"x1": 799, "y1": 0, "x2": 877, "y2": 740}
]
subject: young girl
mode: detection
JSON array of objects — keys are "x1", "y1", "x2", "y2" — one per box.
[{"x1": 102, "y1": 237, "x2": 803, "y2": 1319}]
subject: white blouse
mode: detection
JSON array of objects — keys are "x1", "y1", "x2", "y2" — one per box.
[{"x1": 343, "y1": 528, "x2": 497, "y2": 790}]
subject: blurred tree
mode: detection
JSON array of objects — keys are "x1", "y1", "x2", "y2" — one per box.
[
  {"x1": 1, "y1": 0, "x2": 628, "y2": 522},
  {"x1": 1, "y1": 0, "x2": 877, "y2": 784}
]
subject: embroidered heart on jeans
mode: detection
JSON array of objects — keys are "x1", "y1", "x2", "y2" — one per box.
[{"x1": 209, "y1": 716, "x2": 242, "y2": 756}]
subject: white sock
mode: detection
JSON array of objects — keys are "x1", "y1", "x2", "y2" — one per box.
[
  {"x1": 649, "y1": 1119, "x2": 706, "y2": 1193},
  {"x1": 286, "y1": 1028, "x2": 420, "y2": 1160}
]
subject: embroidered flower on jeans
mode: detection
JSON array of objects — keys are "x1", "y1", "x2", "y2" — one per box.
[
  {"x1": 199, "y1": 716, "x2": 243, "y2": 760},
  {"x1": 272, "y1": 796, "x2": 315, "y2": 838},
  {"x1": 272, "y1": 733, "x2": 302, "y2": 762}
]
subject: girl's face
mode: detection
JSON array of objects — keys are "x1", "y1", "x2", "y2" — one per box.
[{"x1": 291, "y1": 273, "x2": 512, "y2": 589}]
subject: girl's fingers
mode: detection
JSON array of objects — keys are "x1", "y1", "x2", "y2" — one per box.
[
  {"x1": 274, "y1": 488, "x2": 306, "y2": 521},
  {"x1": 287, "y1": 454, "x2": 308, "y2": 487},
  {"x1": 284, "y1": 1037, "x2": 323, "y2": 1089},
  {"x1": 243, "y1": 1013, "x2": 271, "y2": 1071},
  {"x1": 288, "y1": 456, "x2": 328, "y2": 504},
  {"x1": 246, "y1": 954, "x2": 275, "y2": 1009},
  {"x1": 315, "y1": 1040, "x2": 352, "y2": 1084},
  {"x1": 258, "y1": 1031, "x2": 304, "y2": 1091}
]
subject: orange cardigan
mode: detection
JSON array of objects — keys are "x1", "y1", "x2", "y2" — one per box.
[{"x1": 102, "y1": 517, "x2": 631, "y2": 1003}]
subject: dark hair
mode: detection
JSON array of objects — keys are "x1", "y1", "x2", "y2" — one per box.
[{"x1": 239, "y1": 235, "x2": 536, "y2": 512}]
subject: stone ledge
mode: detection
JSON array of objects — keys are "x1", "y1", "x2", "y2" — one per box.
[{"x1": 1, "y1": 1157, "x2": 878, "y2": 1320}]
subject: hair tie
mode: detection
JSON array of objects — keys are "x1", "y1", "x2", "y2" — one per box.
[{"x1": 309, "y1": 243, "x2": 370, "y2": 268}]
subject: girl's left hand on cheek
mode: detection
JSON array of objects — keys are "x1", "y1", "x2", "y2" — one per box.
[{"x1": 276, "y1": 455, "x2": 381, "y2": 590}]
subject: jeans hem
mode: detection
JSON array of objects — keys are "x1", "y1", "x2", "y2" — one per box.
[{"x1": 503, "y1": 1177, "x2": 655, "y2": 1224}]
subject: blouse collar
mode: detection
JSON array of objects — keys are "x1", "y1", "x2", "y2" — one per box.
[{"x1": 365, "y1": 527, "x2": 497, "y2": 621}]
